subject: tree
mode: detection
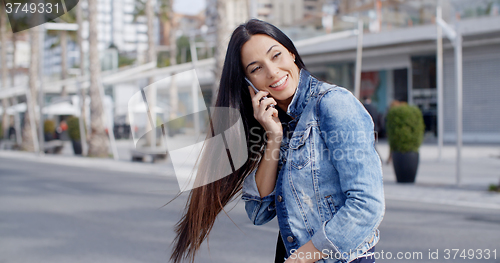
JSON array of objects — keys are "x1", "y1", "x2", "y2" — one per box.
[
  {"x1": 135, "y1": 0, "x2": 180, "y2": 139},
  {"x1": 156, "y1": 0, "x2": 179, "y2": 132},
  {"x1": 134, "y1": 0, "x2": 176, "y2": 65},
  {"x1": 76, "y1": 0, "x2": 89, "y2": 145},
  {"x1": 60, "y1": 29, "x2": 68, "y2": 97},
  {"x1": 51, "y1": 10, "x2": 79, "y2": 97},
  {"x1": 46, "y1": 27, "x2": 70, "y2": 97},
  {"x1": 10, "y1": 30, "x2": 22, "y2": 145},
  {"x1": 7, "y1": 11, "x2": 27, "y2": 145},
  {"x1": 21, "y1": 27, "x2": 40, "y2": 152},
  {"x1": 0, "y1": 6, "x2": 10, "y2": 140},
  {"x1": 145, "y1": 0, "x2": 157, "y2": 146},
  {"x1": 163, "y1": 0, "x2": 179, "y2": 125},
  {"x1": 87, "y1": 0, "x2": 109, "y2": 157},
  {"x1": 211, "y1": 0, "x2": 230, "y2": 107}
]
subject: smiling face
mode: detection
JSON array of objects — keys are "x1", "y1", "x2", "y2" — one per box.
[{"x1": 241, "y1": 34, "x2": 300, "y2": 110}]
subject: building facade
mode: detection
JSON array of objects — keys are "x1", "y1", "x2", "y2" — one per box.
[
  {"x1": 43, "y1": 0, "x2": 154, "y2": 77},
  {"x1": 296, "y1": 15, "x2": 500, "y2": 143}
]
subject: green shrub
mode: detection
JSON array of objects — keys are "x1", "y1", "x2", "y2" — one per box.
[
  {"x1": 489, "y1": 180, "x2": 500, "y2": 192},
  {"x1": 44, "y1": 119, "x2": 56, "y2": 134},
  {"x1": 168, "y1": 117, "x2": 185, "y2": 131},
  {"x1": 67, "y1": 116, "x2": 81, "y2": 141},
  {"x1": 386, "y1": 105, "x2": 425, "y2": 153}
]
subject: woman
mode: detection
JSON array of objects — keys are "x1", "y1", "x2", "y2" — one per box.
[{"x1": 170, "y1": 19, "x2": 385, "y2": 263}]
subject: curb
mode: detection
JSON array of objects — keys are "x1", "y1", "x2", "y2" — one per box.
[
  {"x1": 383, "y1": 182, "x2": 500, "y2": 210},
  {"x1": 0, "y1": 150, "x2": 174, "y2": 178}
]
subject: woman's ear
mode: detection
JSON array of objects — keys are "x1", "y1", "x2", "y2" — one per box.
[{"x1": 290, "y1": 52, "x2": 296, "y2": 62}]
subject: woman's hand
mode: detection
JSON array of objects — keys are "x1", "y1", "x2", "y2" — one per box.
[
  {"x1": 284, "y1": 240, "x2": 327, "y2": 263},
  {"x1": 248, "y1": 85, "x2": 283, "y2": 141}
]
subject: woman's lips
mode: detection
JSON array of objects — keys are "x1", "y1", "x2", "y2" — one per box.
[{"x1": 269, "y1": 75, "x2": 288, "y2": 91}]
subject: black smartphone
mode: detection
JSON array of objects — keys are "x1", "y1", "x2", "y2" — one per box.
[{"x1": 245, "y1": 77, "x2": 275, "y2": 108}]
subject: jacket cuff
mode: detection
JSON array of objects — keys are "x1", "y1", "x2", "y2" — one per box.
[
  {"x1": 241, "y1": 167, "x2": 275, "y2": 202},
  {"x1": 311, "y1": 221, "x2": 343, "y2": 261}
]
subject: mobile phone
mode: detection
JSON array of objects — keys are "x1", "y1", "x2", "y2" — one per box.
[{"x1": 245, "y1": 77, "x2": 275, "y2": 108}]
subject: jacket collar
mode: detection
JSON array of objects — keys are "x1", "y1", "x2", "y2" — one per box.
[{"x1": 285, "y1": 68, "x2": 314, "y2": 120}]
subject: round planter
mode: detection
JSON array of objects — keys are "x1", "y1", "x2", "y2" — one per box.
[
  {"x1": 71, "y1": 140, "x2": 82, "y2": 155},
  {"x1": 392, "y1": 151, "x2": 419, "y2": 183}
]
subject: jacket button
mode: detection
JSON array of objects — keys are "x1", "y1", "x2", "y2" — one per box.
[
  {"x1": 287, "y1": 236, "x2": 294, "y2": 243},
  {"x1": 277, "y1": 195, "x2": 283, "y2": 202}
]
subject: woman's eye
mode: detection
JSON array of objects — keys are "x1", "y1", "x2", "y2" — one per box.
[
  {"x1": 251, "y1": 66, "x2": 261, "y2": 73},
  {"x1": 273, "y1": 52, "x2": 281, "y2": 59}
]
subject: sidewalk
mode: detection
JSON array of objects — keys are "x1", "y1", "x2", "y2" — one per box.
[
  {"x1": 1, "y1": 137, "x2": 500, "y2": 210},
  {"x1": 377, "y1": 139, "x2": 500, "y2": 210},
  {"x1": 0, "y1": 143, "x2": 175, "y2": 178}
]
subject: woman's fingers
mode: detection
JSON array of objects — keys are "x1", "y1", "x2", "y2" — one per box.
[
  {"x1": 249, "y1": 86, "x2": 272, "y2": 112},
  {"x1": 259, "y1": 97, "x2": 277, "y2": 111},
  {"x1": 248, "y1": 85, "x2": 281, "y2": 135},
  {"x1": 263, "y1": 106, "x2": 279, "y2": 119},
  {"x1": 253, "y1": 91, "x2": 270, "y2": 108}
]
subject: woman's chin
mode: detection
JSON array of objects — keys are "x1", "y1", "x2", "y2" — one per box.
[{"x1": 278, "y1": 89, "x2": 296, "y2": 101}]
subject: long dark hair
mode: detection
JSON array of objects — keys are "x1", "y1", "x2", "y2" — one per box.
[{"x1": 169, "y1": 19, "x2": 306, "y2": 263}]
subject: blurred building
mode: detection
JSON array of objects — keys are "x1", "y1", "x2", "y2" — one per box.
[
  {"x1": 0, "y1": 32, "x2": 30, "y2": 88},
  {"x1": 250, "y1": 0, "x2": 325, "y2": 28},
  {"x1": 43, "y1": 0, "x2": 155, "y2": 77},
  {"x1": 205, "y1": 0, "x2": 327, "y2": 33},
  {"x1": 297, "y1": 0, "x2": 500, "y2": 143},
  {"x1": 175, "y1": 12, "x2": 206, "y2": 36},
  {"x1": 205, "y1": 0, "x2": 249, "y2": 34}
]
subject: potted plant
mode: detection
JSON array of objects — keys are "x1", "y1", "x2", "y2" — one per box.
[
  {"x1": 44, "y1": 120, "x2": 56, "y2": 141},
  {"x1": 386, "y1": 104, "x2": 425, "y2": 183},
  {"x1": 67, "y1": 116, "x2": 83, "y2": 155},
  {"x1": 167, "y1": 116, "x2": 185, "y2": 137}
]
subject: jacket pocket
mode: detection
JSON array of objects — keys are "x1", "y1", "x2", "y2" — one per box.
[
  {"x1": 324, "y1": 195, "x2": 337, "y2": 219},
  {"x1": 289, "y1": 126, "x2": 312, "y2": 170}
]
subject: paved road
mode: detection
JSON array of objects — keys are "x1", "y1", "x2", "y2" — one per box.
[
  {"x1": 377, "y1": 200, "x2": 500, "y2": 262},
  {"x1": 1, "y1": 157, "x2": 499, "y2": 263},
  {"x1": 0, "y1": 156, "x2": 277, "y2": 263}
]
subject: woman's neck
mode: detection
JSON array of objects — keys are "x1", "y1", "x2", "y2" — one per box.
[
  {"x1": 276, "y1": 96, "x2": 294, "y2": 119},
  {"x1": 276, "y1": 98, "x2": 291, "y2": 113}
]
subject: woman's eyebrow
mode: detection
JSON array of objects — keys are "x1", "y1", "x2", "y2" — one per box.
[
  {"x1": 245, "y1": 45, "x2": 279, "y2": 71},
  {"x1": 266, "y1": 45, "x2": 278, "y2": 54}
]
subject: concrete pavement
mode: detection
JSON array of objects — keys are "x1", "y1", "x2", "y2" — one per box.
[{"x1": 376, "y1": 139, "x2": 500, "y2": 210}]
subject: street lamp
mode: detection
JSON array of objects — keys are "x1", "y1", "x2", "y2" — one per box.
[
  {"x1": 436, "y1": 6, "x2": 463, "y2": 185},
  {"x1": 341, "y1": 16, "x2": 364, "y2": 100}
]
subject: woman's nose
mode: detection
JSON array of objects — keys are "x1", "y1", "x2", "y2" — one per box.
[{"x1": 266, "y1": 65, "x2": 279, "y2": 79}]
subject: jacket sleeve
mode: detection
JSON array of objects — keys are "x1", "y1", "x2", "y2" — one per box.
[
  {"x1": 241, "y1": 166, "x2": 277, "y2": 225},
  {"x1": 310, "y1": 87, "x2": 385, "y2": 257}
]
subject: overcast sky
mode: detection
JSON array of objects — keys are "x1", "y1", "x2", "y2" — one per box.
[{"x1": 173, "y1": 0, "x2": 206, "y2": 15}]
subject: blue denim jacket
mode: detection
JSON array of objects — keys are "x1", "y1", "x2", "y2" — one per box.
[{"x1": 242, "y1": 69, "x2": 385, "y2": 263}]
